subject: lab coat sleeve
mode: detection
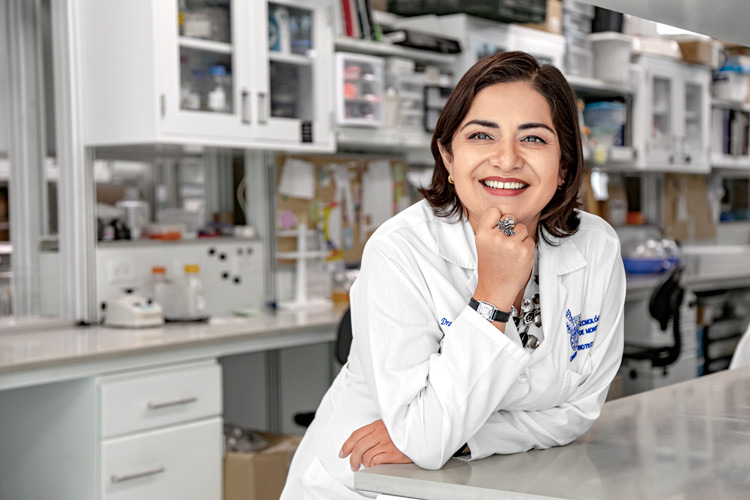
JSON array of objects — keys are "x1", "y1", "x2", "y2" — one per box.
[
  {"x1": 351, "y1": 237, "x2": 531, "y2": 470},
  {"x1": 465, "y1": 249, "x2": 626, "y2": 459}
]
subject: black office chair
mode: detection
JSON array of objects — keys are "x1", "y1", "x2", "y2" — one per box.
[
  {"x1": 293, "y1": 307, "x2": 353, "y2": 427},
  {"x1": 623, "y1": 264, "x2": 686, "y2": 373}
]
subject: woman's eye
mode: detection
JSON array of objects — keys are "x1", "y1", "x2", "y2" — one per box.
[
  {"x1": 469, "y1": 132, "x2": 493, "y2": 140},
  {"x1": 521, "y1": 135, "x2": 547, "y2": 144}
]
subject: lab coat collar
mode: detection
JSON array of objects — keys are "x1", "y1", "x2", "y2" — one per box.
[
  {"x1": 434, "y1": 216, "x2": 478, "y2": 269},
  {"x1": 434, "y1": 214, "x2": 587, "y2": 276}
]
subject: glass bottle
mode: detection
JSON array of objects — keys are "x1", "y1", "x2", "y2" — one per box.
[
  {"x1": 183, "y1": 264, "x2": 207, "y2": 320},
  {"x1": 207, "y1": 65, "x2": 231, "y2": 113},
  {"x1": 151, "y1": 266, "x2": 172, "y2": 318}
]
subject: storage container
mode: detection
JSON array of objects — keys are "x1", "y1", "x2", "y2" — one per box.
[
  {"x1": 564, "y1": 44, "x2": 593, "y2": 77},
  {"x1": 562, "y1": 11, "x2": 592, "y2": 34},
  {"x1": 335, "y1": 52, "x2": 385, "y2": 127},
  {"x1": 583, "y1": 101, "x2": 627, "y2": 147},
  {"x1": 562, "y1": 0, "x2": 594, "y2": 18},
  {"x1": 589, "y1": 32, "x2": 633, "y2": 84}
]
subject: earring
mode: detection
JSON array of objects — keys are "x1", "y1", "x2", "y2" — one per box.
[{"x1": 448, "y1": 175, "x2": 454, "y2": 185}]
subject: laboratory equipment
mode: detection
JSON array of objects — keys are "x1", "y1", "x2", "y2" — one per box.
[{"x1": 104, "y1": 289, "x2": 164, "y2": 328}]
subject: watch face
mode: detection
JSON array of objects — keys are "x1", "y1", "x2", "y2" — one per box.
[{"x1": 477, "y1": 302, "x2": 494, "y2": 319}]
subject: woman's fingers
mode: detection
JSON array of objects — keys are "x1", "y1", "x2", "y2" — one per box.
[{"x1": 339, "y1": 421, "x2": 376, "y2": 459}]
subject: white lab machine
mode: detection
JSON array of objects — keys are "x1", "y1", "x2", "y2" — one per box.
[{"x1": 103, "y1": 290, "x2": 164, "y2": 328}]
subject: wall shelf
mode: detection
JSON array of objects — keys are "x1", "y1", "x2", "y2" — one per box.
[
  {"x1": 335, "y1": 37, "x2": 456, "y2": 65},
  {"x1": 178, "y1": 37, "x2": 233, "y2": 54}
]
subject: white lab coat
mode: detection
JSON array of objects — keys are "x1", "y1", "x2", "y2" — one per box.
[{"x1": 281, "y1": 200, "x2": 625, "y2": 500}]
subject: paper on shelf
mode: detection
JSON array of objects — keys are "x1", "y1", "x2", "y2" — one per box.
[
  {"x1": 360, "y1": 160, "x2": 394, "y2": 242},
  {"x1": 278, "y1": 158, "x2": 316, "y2": 200}
]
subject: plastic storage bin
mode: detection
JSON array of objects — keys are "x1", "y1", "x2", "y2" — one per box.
[
  {"x1": 589, "y1": 32, "x2": 632, "y2": 84},
  {"x1": 335, "y1": 52, "x2": 385, "y2": 127},
  {"x1": 583, "y1": 101, "x2": 627, "y2": 147},
  {"x1": 564, "y1": 45, "x2": 593, "y2": 77}
]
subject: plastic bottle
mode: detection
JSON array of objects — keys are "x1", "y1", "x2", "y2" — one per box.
[
  {"x1": 151, "y1": 266, "x2": 173, "y2": 318},
  {"x1": 183, "y1": 264, "x2": 207, "y2": 320},
  {"x1": 207, "y1": 65, "x2": 231, "y2": 113},
  {"x1": 181, "y1": 71, "x2": 202, "y2": 110}
]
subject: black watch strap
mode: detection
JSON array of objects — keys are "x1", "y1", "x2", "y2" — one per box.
[{"x1": 468, "y1": 297, "x2": 511, "y2": 323}]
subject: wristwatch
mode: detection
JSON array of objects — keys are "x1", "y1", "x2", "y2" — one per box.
[{"x1": 468, "y1": 297, "x2": 511, "y2": 323}]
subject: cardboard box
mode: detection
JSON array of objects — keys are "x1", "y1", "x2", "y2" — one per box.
[
  {"x1": 224, "y1": 432, "x2": 302, "y2": 500},
  {"x1": 522, "y1": 0, "x2": 562, "y2": 35},
  {"x1": 678, "y1": 39, "x2": 722, "y2": 68}
]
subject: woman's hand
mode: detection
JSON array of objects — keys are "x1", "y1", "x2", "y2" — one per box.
[
  {"x1": 473, "y1": 207, "x2": 535, "y2": 311},
  {"x1": 339, "y1": 420, "x2": 413, "y2": 471}
]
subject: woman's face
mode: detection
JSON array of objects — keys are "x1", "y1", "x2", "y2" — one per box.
[{"x1": 440, "y1": 81, "x2": 564, "y2": 236}]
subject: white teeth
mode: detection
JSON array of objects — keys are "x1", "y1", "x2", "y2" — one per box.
[{"x1": 482, "y1": 180, "x2": 527, "y2": 189}]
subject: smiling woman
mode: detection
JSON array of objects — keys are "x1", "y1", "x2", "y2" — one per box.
[{"x1": 281, "y1": 52, "x2": 626, "y2": 500}]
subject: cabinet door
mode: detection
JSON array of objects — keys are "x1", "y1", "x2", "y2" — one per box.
[
  {"x1": 101, "y1": 417, "x2": 222, "y2": 500},
  {"x1": 158, "y1": 0, "x2": 251, "y2": 142},
  {"x1": 252, "y1": 0, "x2": 334, "y2": 150},
  {"x1": 680, "y1": 66, "x2": 711, "y2": 171},
  {"x1": 643, "y1": 62, "x2": 677, "y2": 167}
]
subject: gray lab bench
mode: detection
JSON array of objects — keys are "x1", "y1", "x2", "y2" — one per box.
[{"x1": 355, "y1": 366, "x2": 750, "y2": 500}]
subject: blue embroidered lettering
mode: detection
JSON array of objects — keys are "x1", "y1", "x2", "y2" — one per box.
[{"x1": 440, "y1": 318, "x2": 452, "y2": 327}]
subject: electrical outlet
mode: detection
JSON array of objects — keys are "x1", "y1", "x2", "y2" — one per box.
[{"x1": 107, "y1": 259, "x2": 135, "y2": 284}]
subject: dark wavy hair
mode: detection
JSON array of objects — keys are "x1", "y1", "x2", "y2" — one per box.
[{"x1": 420, "y1": 51, "x2": 582, "y2": 242}]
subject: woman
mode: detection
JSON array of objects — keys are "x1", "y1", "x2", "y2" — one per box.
[{"x1": 281, "y1": 51, "x2": 625, "y2": 499}]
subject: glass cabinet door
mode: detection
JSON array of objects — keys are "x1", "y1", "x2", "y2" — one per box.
[
  {"x1": 682, "y1": 81, "x2": 703, "y2": 166},
  {"x1": 649, "y1": 74, "x2": 674, "y2": 165},
  {"x1": 252, "y1": 0, "x2": 334, "y2": 149},
  {"x1": 161, "y1": 0, "x2": 250, "y2": 141}
]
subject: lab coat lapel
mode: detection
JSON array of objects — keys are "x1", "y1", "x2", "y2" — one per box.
[
  {"x1": 538, "y1": 229, "x2": 587, "y2": 355},
  {"x1": 433, "y1": 216, "x2": 478, "y2": 294}
]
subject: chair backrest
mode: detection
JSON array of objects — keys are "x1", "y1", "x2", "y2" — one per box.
[
  {"x1": 647, "y1": 264, "x2": 685, "y2": 368},
  {"x1": 336, "y1": 307, "x2": 353, "y2": 365}
]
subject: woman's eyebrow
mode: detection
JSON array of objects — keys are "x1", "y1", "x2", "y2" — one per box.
[
  {"x1": 459, "y1": 119, "x2": 498, "y2": 132},
  {"x1": 518, "y1": 122, "x2": 555, "y2": 134}
]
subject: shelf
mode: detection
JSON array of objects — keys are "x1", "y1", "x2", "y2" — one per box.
[
  {"x1": 337, "y1": 126, "x2": 432, "y2": 150},
  {"x1": 711, "y1": 152, "x2": 750, "y2": 170},
  {"x1": 335, "y1": 37, "x2": 457, "y2": 65},
  {"x1": 566, "y1": 74, "x2": 635, "y2": 97},
  {"x1": 268, "y1": 51, "x2": 314, "y2": 66},
  {"x1": 583, "y1": 145, "x2": 636, "y2": 165},
  {"x1": 712, "y1": 98, "x2": 750, "y2": 112},
  {"x1": 178, "y1": 37, "x2": 232, "y2": 54},
  {"x1": 276, "y1": 251, "x2": 328, "y2": 259}
]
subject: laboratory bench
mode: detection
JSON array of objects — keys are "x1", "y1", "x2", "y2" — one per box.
[
  {"x1": 0, "y1": 305, "x2": 347, "y2": 500},
  {"x1": 355, "y1": 366, "x2": 750, "y2": 500}
]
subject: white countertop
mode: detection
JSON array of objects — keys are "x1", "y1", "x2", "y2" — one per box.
[
  {"x1": 355, "y1": 367, "x2": 750, "y2": 500},
  {"x1": 0, "y1": 305, "x2": 347, "y2": 391}
]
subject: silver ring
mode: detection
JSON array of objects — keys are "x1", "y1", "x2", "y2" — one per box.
[{"x1": 497, "y1": 217, "x2": 516, "y2": 236}]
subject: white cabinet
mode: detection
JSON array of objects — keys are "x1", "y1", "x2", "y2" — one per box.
[
  {"x1": 0, "y1": 360, "x2": 223, "y2": 500},
  {"x1": 632, "y1": 56, "x2": 711, "y2": 172},
  {"x1": 101, "y1": 418, "x2": 222, "y2": 500},
  {"x1": 0, "y1": 0, "x2": 8, "y2": 155},
  {"x1": 79, "y1": 0, "x2": 334, "y2": 152},
  {"x1": 98, "y1": 360, "x2": 223, "y2": 500}
]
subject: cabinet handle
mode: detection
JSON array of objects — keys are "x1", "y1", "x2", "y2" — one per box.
[
  {"x1": 111, "y1": 466, "x2": 165, "y2": 484},
  {"x1": 242, "y1": 90, "x2": 251, "y2": 124},
  {"x1": 160, "y1": 94, "x2": 166, "y2": 118},
  {"x1": 258, "y1": 92, "x2": 268, "y2": 124},
  {"x1": 147, "y1": 396, "x2": 197, "y2": 410}
]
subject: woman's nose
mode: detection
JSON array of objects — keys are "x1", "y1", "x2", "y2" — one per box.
[{"x1": 489, "y1": 140, "x2": 523, "y2": 171}]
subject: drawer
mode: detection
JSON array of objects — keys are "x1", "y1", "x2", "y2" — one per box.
[
  {"x1": 101, "y1": 417, "x2": 222, "y2": 500},
  {"x1": 99, "y1": 360, "x2": 221, "y2": 438}
]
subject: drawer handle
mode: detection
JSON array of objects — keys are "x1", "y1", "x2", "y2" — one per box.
[
  {"x1": 111, "y1": 466, "x2": 165, "y2": 484},
  {"x1": 147, "y1": 396, "x2": 198, "y2": 410}
]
